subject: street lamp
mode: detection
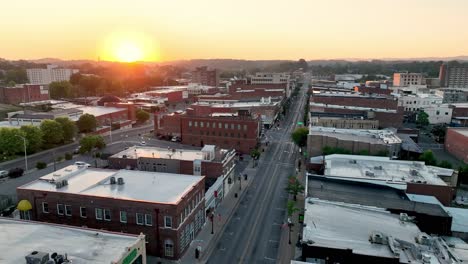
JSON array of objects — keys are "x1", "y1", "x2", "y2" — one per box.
[
  {"x1": 288, "y1": 218, "x2": 294, "y2": 245},
  {"x1": 209, "y1": 212, "x2": 215, "y2": 234},
  {"x1": 15, "y1": 134, "x2": 28, "y2": 172}
]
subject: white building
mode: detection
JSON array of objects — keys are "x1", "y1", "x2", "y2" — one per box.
[
  {"x1": 398, "y1": 93, "x2": 444, "y2": 112},
  {"x1": 27, "y1": 64, "x2": 79, "y2": 85},
  {"x1": 0, "y1": 218, "x2": 146, "y2": 264},
  {"x1": 421, "y1": 103, "x2": 453, "y2": 124},
  {"x1": 393, "y1": 72, "x2": 425, "y2": 87},
  {"x1": 248, "y1": 72, "x2": 294, "y2": 97}
]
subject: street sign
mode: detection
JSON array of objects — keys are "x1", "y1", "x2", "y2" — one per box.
[{"x1": 297, "y1": 122, "x2": 304, "y2": 126}]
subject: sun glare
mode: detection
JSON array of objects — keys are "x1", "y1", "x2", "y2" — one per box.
[{"x1": 100, "y1": 31, "x2": 160, "y2": 62}]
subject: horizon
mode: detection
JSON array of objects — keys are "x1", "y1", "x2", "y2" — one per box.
[{"x1": 2, "y1": 0, "x2": 468, "y2": 62}]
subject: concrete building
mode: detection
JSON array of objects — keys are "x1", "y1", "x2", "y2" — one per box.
[
  {"x1": 27, "y1": 65, "x2": 79, "y2": 85},
  {"x1": 317, "y1": 154, "x2": 457, "y2": 205},
  {"x1": 300, "y1": 198, "x2": 462, "y2": 263},
  {"x1": 248, "y1": 72, "x2": 294, "y2": 97},
  {"x1": 307, "y1": 126, "x2": 402, "y2": 158},
  {"x1": 310, "y1": 92, "x2": 404, "y2": 128},
  {"x1": 420, "y1": 104, "x2": 453, "y2": 124},
  {"x1": 227, "y1": 81, "x2": 287, "y2": 101},
  {"x1": 0, "y1": 218, "x2": 146, "y2": 264},
  {"x1": 108, "y1": 145, "x2": 237, "y2": 210},
  {"x1": 309, "y1": 116, "x2": 379, "y2": 129},
  {"x1": 440, "y1": 64, "x2": 468, "y2": 88},
  {"x1": 191, "y1": 66, "x2": 219, "y2": 87},
  {"x1": 393, "y1": 72, "x2": 426, "y2": 87},
  {"x1": 451, "y1": 103, "x2": 468, "y2": 127},
  {"x1": 435, "y1": 88, "x2": 468, "y2": 103},
  {"x1": 6, "y1": 108, "x2": 83, "y2": 127},
  {"x1": 398, "y1": 93, "x2": 444, "y2": 112},
  {"x1": 17, "y1": 165, "x2": 205, "y2": 260},
  {"x1": 445, "y1": 128, "x2": 468, "y2": 163},
  {"x1": 0, "y1": 84, "x2": 49, "y2": 104}
]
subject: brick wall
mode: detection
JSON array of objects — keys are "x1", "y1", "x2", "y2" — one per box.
[
  {"x1": 445, "y1": 128, "x2": 468, "y2": 163},
  {"x1": 406, "y1": 183, "x2": 455, "y2": 206},
  {"x1": 0, "y1": 85, "x2": 49, "y2": 104}
]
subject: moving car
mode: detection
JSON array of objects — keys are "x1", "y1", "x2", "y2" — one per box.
[
  {"x1": 8, "y1": 168, "x2": 24, "y2": 178},
  {"x1": 0, "y1": 170, "x2": 8, "y2": 179},
  {"x1": 140, "y1": 141, "x2": 146, "y2": 145},
  {"x1": 74, "y1": 161, "x2": 91, "y2": 167}
]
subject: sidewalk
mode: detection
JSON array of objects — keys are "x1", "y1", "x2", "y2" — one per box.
[{"x1": 149, "y1": 157, "x2": 259, "y2": 264}]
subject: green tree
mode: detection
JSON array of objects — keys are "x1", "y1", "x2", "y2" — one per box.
[
  {"x1": 438, "y1": 160, "x2": 453, "y2": 169},
  {"x1": 458, "y1": 165, "x2": 468, "y2": 185},
  {"x1": 291, "y1": 127, "x2": 308, "y2": 147},
  {"x1": 77, "y1": 114, "x2": 97, "y2": 133},
  {"x1": 55, "y1": 117, "x2": 77, "y2": 142},
  {"x1": 0, "y1": 128, "x2": 24, "y2": 159},
  {"x1": 40, "y1": 120, "x2": 64, "y2": 146},
  {"x1": 136, "y1": 109, "x2": 150, "y2": 123},
  {"x1": 4, "y1": 69, "x2": 27, "y2": 83},
  {"x1": 49, "y1": 81, "x2": 73, "y2": 99},
  {"x1": 418, "y1": 150, "x2": 437, "y2": 166},
  {"x1": 431, "y1": 125, "x2": 447, "y2": 142},
  {"x1": 20, "y1": 125, "x2": 44, "y2": 153},
  {"x1": 287, "y1": 200, "x2": 300, "y2": 217},
  {"x1": 285, "y1": 175, "x2": 305, "y2": 201},
  {"x1": 79, "y1": 135, "x2": 106, "y2": 153},
  {"x1": 416, "y1": 111, "x2": 429, "y2": 127},
  {"x1": 250, "y1": 148, "x2": 261, "y2": 159}
]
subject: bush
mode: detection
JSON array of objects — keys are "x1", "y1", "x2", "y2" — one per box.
[
  {"x1": 65, "y1": 153, "x2": 73, "y2": 160},
  {"x1": 36, "y1": 162, "x2": 47, "y2": 170},
  {"x1": 94, "y1": 152, "x2": 101, "y2": 158},
  {"x1": 56, "y1": 156, "x2": 64, "y2": 162}
]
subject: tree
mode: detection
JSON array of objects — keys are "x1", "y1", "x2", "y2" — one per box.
[
  {"x1": 431, "y1": 125, "x2": 447, "y2": 143},
  {"x1": 0, "y1": 128, "x2": 24, "y2": 159},
  {"x1": 285, "y1": 175, "x2": 305, "y2": 201},
  {"x1": 291, "y1": 127, "x2": 309, "y2": 147},
  {"x1": 416, "y1": 111, "x2": 429, "y2": 127},
  {"x1": 4, "y1": 69, "x2": 27, "y2": 84},
  {"x1": 20, "y1": 125, "x2": 44, "y2": 153},
  {"x1": 250, "y1": 148, "x2": 260, "y2": 159},
  {"x1": 136, "y1": 109, "x2": 150, "y2": 123},
  {"x1": 438, "y1": 160, "x2": 453, "y2": 169},
  {"x1": 55, "y1": 117, "x2": 77, "y2": 142},
  {"x1": 418, "y1": 150, "x2": 437, "y2": 166},
  {"x1": 458, "y1": 165, "x2": 468, "y2": 185},
  {"x1": 49, "y1": 81, "x2": 73, "y2": 99},
  {"x1": 79, "y1": 135, "x2": 106, "y2": 154},
  {"x1": 77, "y1": 114, "x2": 97, "y2": 133},
  {"x1": 40, "y1": 120, "x2": 64, "y2": 146},
  {"x1": 287, "y1": 200, "x2": 300, "y2": 217}
]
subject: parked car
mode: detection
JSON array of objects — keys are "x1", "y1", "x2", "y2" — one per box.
[
  {"x1": 8, "y1": 168, "x2": 24, "y2": 178},
  {"x1": 171, "y1": 137, "x2": 178, "y2": 142},
  {"x1": 74, "y1": 161, "x2": 91, "y2": 167},
  {"x1": 73, "y1": 147, "x2": 80, "y2": 154},
  {"x1": 140, "y1": 141, "x2": 146, "y2": 145},
  {"x1": 0, "y1": 170, "x2": 8, "y2": 179}
]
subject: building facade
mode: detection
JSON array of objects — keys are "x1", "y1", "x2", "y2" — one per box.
[
  {"x1": 445, "y1": 128, "x2": 468, "y2": 163},
  {"x1": 440, "y1": 64, "x2": 468, "y2": 88},
  {"x1": 16, "y1": 165, "x2": 206, "y2": 260},
  {"x1": 0, "y1": 84, "x2": 49, "y2": 104},
  {"x1": 248, "y1": 72, "x2": 294, "y2": 97},
  {"x1": 191, "y1": 66, "x2": 219, "y2": 87},
  {"x1": 393, "y1": 72, "x2": 425, "y2": 87},
  {"x1": 398, "y1": 93, "x2": 444, "y2": 112},
  {"x1": 27, "y1": 65, "x2": 79, "y2": 85}
]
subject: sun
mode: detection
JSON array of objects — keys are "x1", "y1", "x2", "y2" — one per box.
[
  {"x1": 115, "y1": 41, "x2": 143, "y2": 62},
  {"x1": 100, "y1": 30, "x2": 160, "y2": 62}
]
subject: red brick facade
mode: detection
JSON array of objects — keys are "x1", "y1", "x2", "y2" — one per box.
[
  {"x1": 406, "y1": 183, "x2": 456, "y2": 206},
  {"x1": 17, "y1": 178, "x2": 206, "y2": 260},
  {"x1": 445, "y1": 128, "x2": 468, "y2": 163},
  {"x1": 104, "y1": 102, "x2": 137, "y2": 122},
  {"x1": 0, "y1": 84, "x2": 49, "y2": 104},
  {"x1": 191, "y1": 67, "x2": 219, "y2": 87}
]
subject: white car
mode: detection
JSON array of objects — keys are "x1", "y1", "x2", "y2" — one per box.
[
  {"x1": 140, "y1": 141, "x2": 146, "y2": 146},
  {"x1": 171, "y1": 137, "x2": 178, "y2": 142},
  {"x1": 74, "y1": 161, "x2": 91, "y2": 167},
  {"x1": 0, "y1": 170, "x2": 8, "y2": 179}
]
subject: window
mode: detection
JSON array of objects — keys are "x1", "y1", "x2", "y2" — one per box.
[
  {"x1": 165, "y1": 240, "x2": 174, "y2": 257},
  {"x1": 238, "y1": 124, "x2": 241, "y2": 130},
  {"x1": 188, "y1": 121, "x2": 192, "y2": 127},
  {"x1": 120, "y1": 211, "x2": 127, "y2": 223},
  {"x1": 104, "y1": 209, "x2": 111, "y2": 221},
  {"x1": 57, "y1": 204, "x2": 64, "y2": 215},
  {"x1": 218, "y1": 123, "x2": 222, "y2": 128},
  {"x1": 194, "y1": 121, "x2": 198, "y2": 127},
  {"x1": 136, "y1": 213, "x2": 144, "y2": 225},
  {"x1": 200, "y1": 122, "x2": 204, "y2": 128},
  {"x1": 42, "y1": 202, "x2": 49, "y2": 213},
  {"x1": 207, "y1": 122, "x2": 210, "y2": 128},
  {"x1": 180, "y1": 212, "x2": 183, "y2": 226},
  {"x1": 65, "y1": 205, "x2": 72, "y2": 216},
  {"x1": 231, "y1": 124, "x2": 234, "y2": 129},
  {"x1": 224, "y1": 123, "x2": 228, "y2": 129},
  {"x1": 95, "y1": 208, "x2": 103, "y2": 220},
  {"x1": 145, "y1": 214, "x2": 153, "y2": 226},
  {"x1": 192, "y1": 200, "x2": 195, "y2": 209},
  {"x1": 80, "y1": 207, "x2": 87, "y2": 218},
  {"x1": 243, "y1": 125, "x2": 247, "y2": 131}
]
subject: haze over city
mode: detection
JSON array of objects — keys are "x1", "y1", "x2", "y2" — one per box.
[{"x1": 2, "y1": 0, "x2": 468, "y2": 62}]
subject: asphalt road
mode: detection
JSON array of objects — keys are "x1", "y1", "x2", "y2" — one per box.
[{"x1": 208, "y1": 84, "x2": 308, "y2": 263}]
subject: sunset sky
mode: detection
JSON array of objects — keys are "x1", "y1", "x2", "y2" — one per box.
[{"x1": 1, "y1": 0, "x2": 468, "y2": 62}]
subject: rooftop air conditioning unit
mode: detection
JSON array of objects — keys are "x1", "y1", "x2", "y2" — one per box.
[
  {"x1": 25, "y1": 251, "x2": 49, "y2": 264},
  {"x1": 110, "y1": 176, "x2": 116, "y2": 185},
  {"x1": 62, "y1": 180, "x2": 68, "y2": 186},
  {"x1": 117, "y1": 177, "x2": 124, "y2": 185},
  {"x1": 349, "y1": 160, "x2": 357, "y2": 164},
  {"x1": 369, "y1": 231, "x2": 386, "y2": 245},
  {"x1": 374, "y1": 166, "x2": 383, "y2": 170},
  {"x1": 55, "y1": 182, "x2": 63, "y2": 189},
  {"x1": 365, "y1": 171, "x2": 375, "y2": 177}
]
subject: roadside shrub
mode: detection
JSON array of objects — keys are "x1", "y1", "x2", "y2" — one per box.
[
  {"x1": 36, "y1": 162, "x2": 47, "y2": 170},
  {"x1": 56, "y1": 156, "x2": 64, "y2": 162},
  {"x1": 64, "y1": 153, "x2": 73, "y2": 160}
]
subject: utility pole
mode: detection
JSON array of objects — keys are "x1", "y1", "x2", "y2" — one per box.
[{"x1": 16, "y1": 135, "x2": 28, "y2": 172}]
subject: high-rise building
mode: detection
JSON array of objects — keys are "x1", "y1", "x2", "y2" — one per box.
[
  {"x1": 26, "y1": 64, "x2": 79, "y2": 85},
  {"x1": 439, "y1": 63, "x2": 468, "y2": 88},
  {"x1": 191, "y1": 66, "x2": 219, "y2": 87}
]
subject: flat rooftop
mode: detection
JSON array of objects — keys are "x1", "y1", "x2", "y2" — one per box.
[
  {"x1": 18, "y1": 165, "x2": 204, "y2": 204},
  {"x1": 193, "y1": 101, "x2": 279, "y2": 108},
  {"x1": 78, "y1": 106, "x2": 126, "y2": 116},
  {"x1": 0, "y1": 218, "x2": 143, "y2": 264},
  {"x1": 324, "y1": 154, "x2": 449, "y2": 186},
  {"x1": 110, "y1": 145, "x2": 221, "y2": 162},
  {"x1": 310, "y1": 102, "x2": 398, "y2": 113},
  {"x1": 450, "y1": 127, "x2": 468, "y2": 137},
  {"x1": 303, "y1": 198, "x2": 458, "y2": 263},
  {"x1": 309, "y1": 126, "x2": 402, "y2": 144}
]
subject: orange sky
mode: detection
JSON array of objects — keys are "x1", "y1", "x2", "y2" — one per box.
[{"x1": 1, "y1": 0, "x2": 468, "y2": 62}]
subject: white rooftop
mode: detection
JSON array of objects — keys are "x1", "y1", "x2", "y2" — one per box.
[
  {"x1": 303, "y1": 198, "x2": 461, "y2": 263},
  {"x1": 111, "y1": 146, "x2": 212, "y2": 161},
  {"x1": 19, "y1": 165, "x2": 204, "y2": 204},
  {"x1": 310, "y1": 102, "x2": 398, "y2": 113},
  {"x1": 193, "y1": 100, "x2": 279, "y2": 108},
  {"x1": 450, "y1": 128, "x2": 468, "y2": 137},
  {"x1": 324, "y1": 154, "x2": 450, "y2": 187},
  {"x1": 0, "y1": 218, "x2": 143, "y2": 264},
  {"x1": 309, "y1": 126, "x2": 402, "y2": 144},
  {"x1": 78, "y1": 106, "x2": 126, "y2": 117}
]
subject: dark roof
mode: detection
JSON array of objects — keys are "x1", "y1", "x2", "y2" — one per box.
[{"x1": 307, "y1": 175, "x2": 449, "y2": 217}]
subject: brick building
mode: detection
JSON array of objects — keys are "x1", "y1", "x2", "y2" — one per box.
[
  {"x1": 16, "y1": 165, "x2": 205, "y2": 260},
  {"x1": 109, "y1": 145, "x2": 236, "y2": 210},
  {"x1": 451, "y1": 103, "x2": 468, "y2": 127},
  {"x1": 191, "y1": 66, "x2": 219, "y2": 87},
  {"x1": 310, "y1": 92, "x2": 404, "y2": 128},
  {"x1": 155, "y1": 109, "x2": 261, "y2": 153},
  {"x1": 445, "y1": 128, "x2": 468, "y2": 163},
  {"x1": 104, "y1": 102, "x2": 137, "y2": 122},
  {"x1": 228, "y1": 81, "x2": 286, "y2": 100},
  {"x1": 0, "y1": 84, "x2": 49, "y2": 104}
]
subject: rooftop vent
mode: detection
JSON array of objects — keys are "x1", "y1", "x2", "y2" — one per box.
[
  {"x1": 374, "y1": 166, "x2": 383, "y2": 170},
  {"x1": 369, "y1": 231, "x2": 387, "y2": 245},
  {"x1": 25, "y1": 251, "x2": 49, "y2": 264},
  {"x1": 365, "y1": 171, "x2": 375, "y2": 177},
  {"x1": 117, "y1": 177, "x2": 124, "y2": 185},
  {"x1": 417, "y1": 233, "x2": 431, "y2": 246},
  {"x1": 110, "y1": 176, "x2": 116, "y2": 185},
  {"x1": 349, "y1": 160, "x2": 357, "y2": 164},
  {"x1": 410, "y1": 170, "x2": 419, "y2": 176}
]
